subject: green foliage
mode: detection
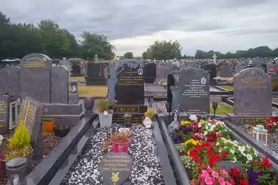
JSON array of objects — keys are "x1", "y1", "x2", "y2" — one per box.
[
  {"x1": 80, "y1": 32, "x2": 115, "y2": 60},
  {"x1": 123, "y1": 52, "x2": 134, "y2": 59},
  {"x1": 97, "y1": 99, "x2": 112, "y2": 113},
  {"x1": 5, "y1": 145, "x2": 32, "y2": 161},
  {"x1": 142, "y1": 40, "x2": 182, "y2": 60},
  {"x1": 9, "y1": 121, "x2": 31, "y2": 150},
  {"x1": 195, "y1": 46, "x2": 278, "y2": 59},
  {"x1": 54, "y1": 125, "x2": 70, "y2": 131},
  {"x1": 144, "y1": 108, "x2": 155, "y2": 119}
]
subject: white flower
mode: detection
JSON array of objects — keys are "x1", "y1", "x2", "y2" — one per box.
[
  {"x1": 198, "y1": 122, "x2": 202, "y2": 128},
  {"x1": 246, "y1": 154, "x2": 253, "y2": 161},
  {"x1": 189, "y1": 114, "x2": 198, "y2": 121},
  {"x1": 0, "y1": 135, "x2": 3, "y2": 146},
  {"x1": 230, "y1": 149, "x2": 235, "y2": 154},
  {"x1": 103, "y1": 111, "x2": 108, "y2": 116},
  {"x1": 216, "y1": 142, "x2": 219, "y2": 146},
  {"x1": 208, "y1": 123, "x2": 212, "y2": 127},
  {"x1": 204, "y1": 131, "x2": 208, "y2": 136},
  {"x1": 232, "y1": 157, "x2": 237, "y2": 162},
  {"x1": 241, "y1": 151, "x2": 246, "y2": 157},
  {"x1": 205, "y1": 125, "x2": 208, "y2": 129},
  {"x1": 238, "y1": 146, "x2": 245, "y2": 152}
]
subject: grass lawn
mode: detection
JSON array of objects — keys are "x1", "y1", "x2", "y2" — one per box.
[
  {"x1": 71, "y1": 76, "x2": 85, "y2": 82},
  {"x1": 78, "y1": 86, "x2": 108, "y2": 97},
  {"x1": 210, "y1": 103, "x2": 234, "y2": 115},
  {"x1": 220, "y1": 86, "x2": 234, "y2": 91}
]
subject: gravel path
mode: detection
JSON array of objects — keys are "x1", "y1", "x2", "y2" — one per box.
[{"x1": 61, "y1": 124, "x2": 165, "y2": 185}]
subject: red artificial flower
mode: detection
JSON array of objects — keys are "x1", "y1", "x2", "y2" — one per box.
[
  {"x1": 208, "y1": 148, "x2": 214, "y2": 155},
  {"x1": 252, "y1": 160, "x2": 258, "y2": 166},
  {"x1": 240, "y1": 179, "x2": 249, "y2": 185},
  {"x1": 260, "y1": 170, "x2": 263, "y2": 173},
  {"x1": 193, "y1": 156, "x2": 201, "y2": 163},
  {"x1": 189, "y1": 149, "x2": 199, "y2": 157},
  {"x1": 221, "y1": 151, "x2": 229, "y2": 158}
]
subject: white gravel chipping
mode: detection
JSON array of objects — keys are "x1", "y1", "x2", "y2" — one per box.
[{"x1": 61, "y1": 124, "x2": 165, "y2": 185}]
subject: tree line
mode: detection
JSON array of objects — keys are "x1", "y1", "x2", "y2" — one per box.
[
  {"x1": 0, "y1": 12, "x2": 115, "y2": 60},
  {"x1": 1, "y1": 11, "x2": 278, "y2": 61}
]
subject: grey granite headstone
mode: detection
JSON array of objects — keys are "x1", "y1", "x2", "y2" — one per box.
[
  {"x1": 235, "y1": 63, "x2": 245, "y2": 74},
  {"x1": 51, "y1": 65, "x2": 69, "y2": 103},
  {"x1": 20, "y1": 53, "x2": 52, "y2": 103},
  {"x1": 170, "y1": 67, "x2": 210, "y2": 115},
  {"x1": 100, "y1": 152, "x2": 132, "y2": 185},
  {"x1": 0, "y1": 66, "x2": 20, "y2": 99},
  {"x1": 219, "y1": 65, "x2": 233, "y2": 77},
  {"x1": 156, "y1": 63, "x2": 174, "y2": 82},
  {"x1": 0, "y1": 95, "x2": 9, "y2": 134},
  {"x1": 233, "y1": 68, "x2": 271, "y2": 124},
  {"x1": 17, "y1": 97, "x2": 44, "y2": 161}
]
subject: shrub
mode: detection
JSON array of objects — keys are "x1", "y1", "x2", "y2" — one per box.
[
  {"x1": 97, "y1": 99, "x2": 112, "y2": 113},
  {"x1": 9, "y1": 121, "x2": 31, "y2": 150}
]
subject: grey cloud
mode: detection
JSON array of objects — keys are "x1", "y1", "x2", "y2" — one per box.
[{"x1": 1, "y1": 0, "x2": 278, "y2": 51}]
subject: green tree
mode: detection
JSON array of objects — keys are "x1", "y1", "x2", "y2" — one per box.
[
  {"x1": 123, "y1": 52, "x2": 133, "y2": 59},
  {"x1": 142, "y1": 40, "x2": 182, "y2": 60},
  {"x1": 79, "y1": 32, "x2": 115, "y2": 60}
]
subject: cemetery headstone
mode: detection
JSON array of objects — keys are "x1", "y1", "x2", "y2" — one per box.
[
  {"x1": 144, "y1": 62, "x2": 156, "y2": 83},
  {"x1": 155, "y1": 63, "x2": 174, "y2": 83},
  {"x1": 219, "y1": 65, "x2": 233, "y2": 77},
  {"x1": 71, "y1": 63, "x2": 82, "y2": 76},
  {"x1": 168, "y1": 68, "x2": 210, "y2": 115},
  {"x1": 20, "y1": 53, "x2": 52, "y2": 103},
  {"x1": 0, "y1": 95, "x2": 9, "y2": 134},
  {"x1": 60, "y1": 57, "x2": 72, "y2": 73},
  {"x1": 85, "y1": 63, "x2": 107, "y2": 85},
  {"x1": 17, "y1": 97, "x2": 44, "y2": 161},
  {"x1": 51, "y1": 65, "x2": 69, "y2": 103},
  {"x1": 233, "y1": 68, "x2": 272, "y2": 125},
  {"x1": 0, "y1": 66, "x2": 20, "y2": 98},
  {"x1": 235, "y1": 63, "x2": 245, "y2": 74},
  {"x1": 202, "y1": 64, "x2": 217, "y2": 84},
  {"x1": 108, "y1": 60, "x2": 147, "y2": 123},
  {"x1": 100, "y1": 152, "x2": 132, "y2": 185}
]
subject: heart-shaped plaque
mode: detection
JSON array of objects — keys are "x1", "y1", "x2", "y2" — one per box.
[{"x1": 100, "y1": 152, "x2": 132, "y2": 185}]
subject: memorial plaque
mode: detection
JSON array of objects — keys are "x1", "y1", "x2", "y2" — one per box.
[
  {"x1": 0, "y1": 66, "x2": 20, "y2": 99},
  {"x1": 235, "y1": 63, "x2": 245, "y2": 74},
  {"x1": 202, "y1": 64, "x2": 216, "y2": 84},
  {"x1": 17, "y1": 97, "x2": 44, "y2": 161},
  {"x1": 112, "y1": 105, "x2": 147, "y2": 123},
  {"x1": 234, "y1": 68, "x2": 271, "y2": 118},
  {"x1": 219, "y1": 65, "x2": 233, "y2": 77},
  {"x1": 216, "y1": 161, "x2": 243, "y2": 173},
  {"x1": 0, "y1": 95, "x2": 9, "y2": 134},
  {"x1": 100, "y1": 152, "x2": 132, "y2": 185},
  {"x1": 20, "y1": 53, "x2": 52, "y2": 103},
  {"x1": 170, "y1": 68, "x2": 210, "y2": 115}
]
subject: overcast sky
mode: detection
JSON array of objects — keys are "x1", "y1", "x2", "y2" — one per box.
[{"x1": 1, "y1": 0, "x2": 278, "y2": 56}]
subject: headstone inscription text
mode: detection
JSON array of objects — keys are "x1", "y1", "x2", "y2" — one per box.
[
  {"x1": 0, "y1": 95, "x2": 8, "y2": 134},
  {"x1": 100, "y1": 152, "x2": 132, "y2": 185}
]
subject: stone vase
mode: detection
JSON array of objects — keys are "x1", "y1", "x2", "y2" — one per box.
[
  {"x1": 99, "y1": 112, "x2": 113, "y2": 128},
  {"x1": 84, "y1": 97, "x2": 95, "y2": 111}
]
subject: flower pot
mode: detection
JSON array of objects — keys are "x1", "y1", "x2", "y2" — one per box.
[
  {"x1": 111, "y1": 139, "x2": 131, "y2": 153},
  {"x1": 99, "y1": 111, "x2": 113, "y2": 128},
  {"x1": 186, "y1": 168, "x2": 193, "y2": 180},
  {"x1": 43, "y1": 119, "x2": 56, "y2": 133},
  {"x1": 245, "y1": 124, "x2": 254, "y2": 134},
  {"x1": 54, "y1": 128, "x2": 70, "y2": 137}
]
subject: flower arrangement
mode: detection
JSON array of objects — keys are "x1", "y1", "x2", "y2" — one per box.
[
  {"x1": 144, "y1": 108, "x2": 155, "y2": 120},
  {"x1": 192, "y1": 166, "x2": 235, "y2": 185},
  {"x1": 172, "y1": 115, "x2": 278, "y2": 185}
]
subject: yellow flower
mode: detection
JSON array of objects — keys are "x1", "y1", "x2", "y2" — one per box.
[
  {"x1": 185, "y1": 140, "x2": 191, "y2": 145},
  {"x1": 181, "y1": 121, "x2": 192, "y2": 126},
  {"x1": 192, "y1": 140, "x2": 197, "y2": 145},
  {"x1": 188, "y1": 151, "x2": 190, "y2": 156},
  {"x1": 223, "y1": 139, "x2": 227, "y2": 143},
  {"x1": 200, "y1": 119, "x2": 205, "y2": 122}
]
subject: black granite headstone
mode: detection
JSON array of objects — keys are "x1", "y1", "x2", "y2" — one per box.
[
  {"x1": 202, "y1": 64, "x2": 216, "y2": 84},
  {"x1": 71, "y1": 63, "x2": 82, "y2": 76},
  {"x1": 85, "y1": 63, "x2": 107, "y2": 85},
  {"x1": 144, "y1": 62, "x2": 156, "y2": 83},
  {"x1": 100, "y1": 152, "x2": 132, "y2": 185}
]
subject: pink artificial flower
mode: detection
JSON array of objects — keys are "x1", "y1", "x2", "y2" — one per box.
[
  {"x1": 205, "y1": 177, "x2": 214, "y2": 185},
  {"x1": 202, "y1": 170, "x2": 210, "y2": 176},
  {"x1": 218, "y1": 177, "x2": 225, "y2": 185},
  {"x1": 191, "y1": 181, "x2": 195, "y2": 185},
  {"x1": 212, "y1": 171, "x2": 219, "y2": 178},
  {"x1": 226, "y1": 181, "x2": 232, "y2": 185},
  {"x1": 220, "y1": 169, "x2": 228, "y2": 176}
]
